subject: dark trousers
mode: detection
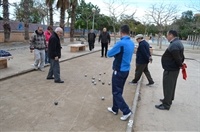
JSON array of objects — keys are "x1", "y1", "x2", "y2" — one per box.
[
  {"x1": 162, "y1": 70, "x2": 179, "y2": 108},
  {"x1": 101, "y1": 43, "x2": 108, "y2": 57},
  {"x1": 132, "y1": 63, "x2": 154, "y2": 83},
  {"x1": 112, "y1": 70, "x2": 131, "y2": 115},
  {"x1": 88, "y1": 42, "x2": 94, "y2": 51},
  {"x1": 47, "y1": 59, "x2": 61, "y2": 81}
]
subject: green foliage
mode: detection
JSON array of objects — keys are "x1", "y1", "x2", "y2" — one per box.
[
  {"x1": 14, "y1": 0, "x2": 47, "y2": 23},
  {"x1": 169, "y1": 10, "x2": 198, "y2": 39}
]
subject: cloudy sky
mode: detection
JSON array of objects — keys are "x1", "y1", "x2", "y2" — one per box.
[{"x1": 0, "y1": 0, "x2": 199, "y2": 22}]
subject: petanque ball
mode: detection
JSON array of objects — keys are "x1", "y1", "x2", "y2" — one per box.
[
  {"x1": 54, "y1": 102, "x2": 58, "y2": 105},
  {"x1": 101, "y1": 97, "x2": 105, "y2": 100}
]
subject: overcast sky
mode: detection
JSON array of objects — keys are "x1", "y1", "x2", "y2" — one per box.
[{"x1": 0, "y1": 0, "x2": 198, "y2": 22}]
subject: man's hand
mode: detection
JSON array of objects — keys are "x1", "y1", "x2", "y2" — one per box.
[{"x1": 55, "y1": 56, "x2": 59, "y2": 60}]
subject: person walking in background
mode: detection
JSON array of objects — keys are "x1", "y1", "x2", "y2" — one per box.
[
  {"x1": 107, "y1": 25, "x2": 134, "y2": 121},
  {"x1": 46, "y1": 27, "x2": 64, "y2": 83},
  {"x1": 155, "y1": 30, "x2": 185, "y2": 110},
  {"x1": 30, "y1": 26, "x2": 46, "y2": 71},
  {"x1": 44, "y1": 25, "x2": 53, "y2": 64},
  {"x1": 129, "y1": 34, "x2": 154, "y2": 86},
  {"x1": 99, "y1": 27, "x2": 110, "y2": 58},
  {"x1": 88, "y1": 29, "x2": 96, "y2": 51}
]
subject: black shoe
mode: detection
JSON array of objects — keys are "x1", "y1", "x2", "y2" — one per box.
[
  {"x1": 101, "y1": 56, "x2": 103, "y2": 57},
  {"x1": 146, "y1": 81, "x2": 154, "y2": 86},
  {"x1": 55, "y1": 80, "x2": 64, "y2": 83},
  {"x1": 155, "y1": 104, "x2": 170, "y2": 110},
  {"x1": 46, "y1": 77, "x2": 54, "y2": 80},
  {"x1": 160, "y1": 99, "x2": 163, "y2": 103}
]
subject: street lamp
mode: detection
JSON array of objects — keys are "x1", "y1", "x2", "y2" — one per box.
[{"x1": 92, "y1": 8, "x2": 96, "y2": 30}]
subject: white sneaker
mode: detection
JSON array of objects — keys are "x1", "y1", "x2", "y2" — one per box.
[
  {"x1": 107, "y1": 107, "x2": 117, "y2": 115},
  {"x1": 120, "y1": 112, "x2": 132, "y2": 121},
  {"x1": 32, "y1": 65, "x2": 38, "y2": 70},
  {"x1": 39, "y1": 68, "x2": 45, "y2": 72}
]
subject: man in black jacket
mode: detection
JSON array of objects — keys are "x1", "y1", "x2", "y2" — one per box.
[
  {"x1": 88, "y1": 29, "x2": 96, "y2": 51},
  {"x1": 46, "y1": 27, "x2": 64, "y2": 83},
  {"x1": 155, "y1": 30, "x2": 185, "y2": 110},
  {"x1": 130, "y1": 34, "x2": 154, "y2": 86},
  {"x1": 99, "y1": 27, "x2": 111, "y2": 57}
]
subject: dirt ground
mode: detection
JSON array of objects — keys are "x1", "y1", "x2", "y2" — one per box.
[{"x1": 0, "y1": 51, "x2": 137, "y2": 131}]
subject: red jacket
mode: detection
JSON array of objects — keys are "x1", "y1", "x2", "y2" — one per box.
[{"x1": 44, "y1": 30, "x2": 52, "y2": 47}]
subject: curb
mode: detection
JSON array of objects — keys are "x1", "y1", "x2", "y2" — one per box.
[
  {"x1": 126, "y1": 77, "x2": 143, "y2": 132},
  {"x1": 0, "y1": 49, "x2": 101, "y2": 81}
]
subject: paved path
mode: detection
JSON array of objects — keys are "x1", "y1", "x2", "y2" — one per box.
[
  {"x1": 0, "y1": 40, "x2": 200, "y2": 131},
  {"x1": 133, "y1": 48, "x2": 200, "y2": 131}
]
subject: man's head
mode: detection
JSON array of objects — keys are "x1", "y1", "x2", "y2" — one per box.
[
  {"x1": 120, "y1": 25, "x2": 130, "y2": 37},
  {"x1": 90, "y1": 29, "x2": 94, "y2": 33},
  {"x1": 135, "y1": 34, "x2": 144, "y2": 43},
  {"x1": 103, "y1": 28, "x2": 107, "y2": 32},
  {"x1": 167, "y1": 30, "x2": 178, "y2": 42},
  {"x1": 55, "y1": 27, "x2": 63, "y2": 37},
  {"x1": 37, "y1": 26, "x2": 43, "y2": 34}
]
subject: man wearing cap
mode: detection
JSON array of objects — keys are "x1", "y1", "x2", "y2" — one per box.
[
  {"x1": 130, "y1": 34, "x2": 154, "y2": 86},
  {"x1": 107, "y1": 25, "x2": 134, "y2": 121}
]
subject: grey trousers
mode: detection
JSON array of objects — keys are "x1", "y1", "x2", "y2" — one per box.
[
  {"x1": 47, "y1": 59, "x2": 61, "y2": 81},
  {"x1": 34, "y1": 49, "x2": 45, "y2": 69},
  {"x1": 132, "y1": 63, "x2": 154, "y2": 83},
  {"x1": 162, "y1": 70, "x2": 180, "y2": 108}
]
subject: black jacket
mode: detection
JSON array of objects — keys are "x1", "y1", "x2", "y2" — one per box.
[
  {"x1": 136, "y1": 40, "x2": 151, "y2": 64},
  {"x1": 88, "y1": 32, "x2": 96, "y2": 43},
  {"x1": 99, "y1": 32, "x2": 110, "y2": 43},
  {"x1": 161, "y1": 38, "x2": 185, "y2": 71},
  {"x1": 48, "y1": 32, "x2": 62, "y2": 59}
]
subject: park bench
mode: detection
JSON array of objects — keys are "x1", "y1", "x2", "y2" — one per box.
[
  {"x1": 0, "y1": 56, "x2": 13, "y2": 69},
  {"x1": 74, "y1": 35, "x2": 87, "y2": 41},
  {"x1": 70, "y1": 44, "x2": 86, "y2": 52}
]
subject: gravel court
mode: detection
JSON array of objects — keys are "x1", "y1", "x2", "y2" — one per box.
[{"x1": 0, "y1": 51, "x2": 137, "y2": 131}]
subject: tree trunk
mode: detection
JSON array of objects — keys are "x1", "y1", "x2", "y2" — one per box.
[
  {"x1": 113, "y1": 25, "x2": 116, "y2": 43},
  {"x1": 3, "y1": 0, "x2": 10, "y2": 42},
  {"x1": 49, "y1": 4, "x2": 54, "y2": 26},
  {"x1": 70, "y1": 1, "x2": 77, "y2": 42},
  {"x1": 60, "y1": 6, "x2": 65, "y2": 42},
  {"x1": 24, "y1": 1, "x2": 29, "y2": 41}
]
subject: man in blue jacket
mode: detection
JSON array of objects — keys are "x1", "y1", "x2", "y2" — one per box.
[
  {"x1": 107, "y1": 25, "x2": 134, "y2": 121},
  {"x1": 130, "y1": 34, "x2": 154, "y2": 86}
]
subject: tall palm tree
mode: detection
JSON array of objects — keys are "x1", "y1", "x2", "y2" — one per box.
[
  {"x1": 45, "y1": 0, "x2": 55, "y2": 26},
  {"x1": 23, "y1": 0, "x2": 30, "y2": 41},
  {"x1": 3, "y1": 0, "x2": 11, "y2": 42},
  {"x1": 56, "y1": 0, "x2": 70, "y2": 32},
  {"x1": 70, "y1": 0, "x2": 78, "y2": 42}
]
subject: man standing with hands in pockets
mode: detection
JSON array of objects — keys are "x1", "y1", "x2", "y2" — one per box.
[
  {"x1": 46, "y1": 27, "x2": 64, "y2": 83},
  {"x1": 107, "y1": 25, "x2": 135, "y2": 121}
]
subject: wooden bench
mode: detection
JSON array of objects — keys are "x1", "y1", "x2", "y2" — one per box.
[
  {"x1": 70, "y1": 44, "x2": 86, "y2": 52},
  {"x1": 0, "y1": 56, "x2": 13, "y2": 69}
]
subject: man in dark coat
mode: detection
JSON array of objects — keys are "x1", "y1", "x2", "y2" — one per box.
[
  {"x1": 155, "y1": 30, "x2": 185, "y2": 110},
  {"x1": 130, "y1": 34, "x2": 154, "y2": 86},
  {"x1": 99, "y1": 27, "x2": 111, "y2": 57},
  {"x1": 88, "y1": 29, "x2": 96, "y2": 51},
  {"x1": 46, "y1": 27, "x2": 64, "y2": 83}
]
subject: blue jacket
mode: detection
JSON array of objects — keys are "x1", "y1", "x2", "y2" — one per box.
[
  {"x1": 136, "y1": 40, "x2": 151, "y2": 64},
  {"x1": 107, "y1": 36, "x2": 134, "y2": 71}
]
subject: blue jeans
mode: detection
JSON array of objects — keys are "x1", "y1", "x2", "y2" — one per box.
[
  {"x1": 45, "y1": 50, "x2": 49, "y2": 64},
  {"x1": 47, "y1": 59, "x2": 61, "y2": 81},
  {"x1": 112, "y1": 70, "x2": 131, "y2": 115}
]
